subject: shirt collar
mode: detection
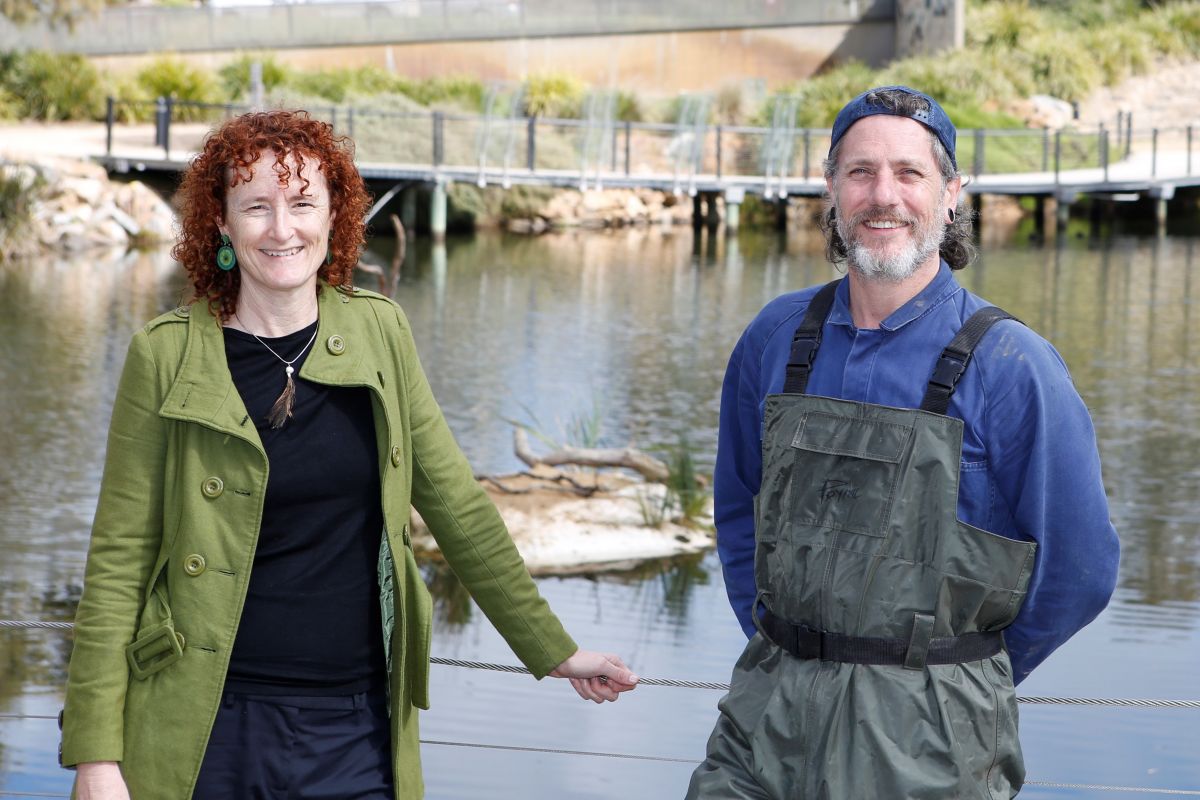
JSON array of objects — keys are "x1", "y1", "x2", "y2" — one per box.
[{"x1": 827, "y1": 261, "x2": 960, "y2": 332}]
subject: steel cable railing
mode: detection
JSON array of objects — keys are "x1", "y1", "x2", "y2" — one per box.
[{"x1": 3, "y1": 618, "x2": 1200, "y2": 797}]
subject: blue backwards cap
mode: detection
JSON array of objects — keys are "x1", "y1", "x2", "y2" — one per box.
[{"x1": 828, "y1": 86, "x2": 957, "y2": 170}]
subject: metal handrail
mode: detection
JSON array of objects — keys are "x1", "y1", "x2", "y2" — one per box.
[{"x1": 100, "y1": 97, "x2": 1198, "y2": 191}]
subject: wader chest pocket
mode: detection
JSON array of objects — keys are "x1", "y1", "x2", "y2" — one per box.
[{"x1": 788, "y1": 412, "x2": 912, "y2": 538}]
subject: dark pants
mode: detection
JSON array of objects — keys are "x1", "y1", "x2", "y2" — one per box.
[{"x1": 194, "y1": 691, "x2": 395, "y2": 800}]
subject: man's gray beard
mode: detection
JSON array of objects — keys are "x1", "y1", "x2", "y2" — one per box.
[{"x1": 839, "y1": 202, "x2": 947, "y2": 283}]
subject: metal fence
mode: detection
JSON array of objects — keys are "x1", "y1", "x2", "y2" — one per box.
[
  {"x1": 0, "y1": 0, "x2": 893, "y2": 56},
  {"x1": 102, "y1": 97, "x2": 1199, "y2": 196}
]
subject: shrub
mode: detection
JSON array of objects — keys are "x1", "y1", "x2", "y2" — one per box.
[
  {"x1": 613, "y1": 89, "x2": 643, "y2": 123},
  {"x1": 1138, "y1": 2, "x2": 1200, "y2": 56},
  {"x1": 286, "y1": 69, "x2": 351, "y2": 103},
  {"x1": 0, "y1": 164, "x2": 45, "y2": 260},
  {"x1": 218, "y1": 53, "x2": 289, "y2": 101},
  {"x1": 522, "y1": 73, "x2": 585, "y2": 119},
  {"x1": 1014, "y1": 32, "x2": 1103, "y2": 102},
  {"x1": 0, "y1": 51, "x2": 104, "y2": 120},
  {"x1": 136, "y1": 55, "x2": 220, "y2": 120},
  {"x1": 1083, "y1": 25, "x2": 1155, "y2": 85},
  {"x1": 967, "y1": 0, "x2": 1042, "y2": 50}
]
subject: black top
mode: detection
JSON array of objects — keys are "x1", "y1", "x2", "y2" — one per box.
[{"x1": 222, "y1": 320, "x2": 387, "y2": 695}]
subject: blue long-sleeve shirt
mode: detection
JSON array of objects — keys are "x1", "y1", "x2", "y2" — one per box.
[{"x1": 714, "y1": 263, "x2": 1120, "y2": 684}]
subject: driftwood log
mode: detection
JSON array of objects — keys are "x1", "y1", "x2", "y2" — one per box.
[
  {"x1": 513, "y1": 427, "x2": 670, "y2": 483},
  {"x1": 355, "y1": 214, "x2": 407, "y2": 297}
]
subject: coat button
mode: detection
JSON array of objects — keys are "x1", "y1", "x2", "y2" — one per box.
[
  {"x1": 183, "y1": 554, "x2": 206, "y2": 576},
  {"x1": 201, "y1": 477, "x2": 224, "y2": 498},
  {"x1": 174, "y1": 306, "x2": 190, "y2": 318},
  {"x1": 390, "y1": 445, "x2": 402, "y2": 467},
  {"x1": 402, "y1": 523, "x2": 411, "y2": 546},
  {"x1": 326, "y1": 335, "x2": 346, "y2": 355}
]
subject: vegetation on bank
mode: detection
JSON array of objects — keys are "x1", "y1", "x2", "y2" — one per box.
[
  {"x1": 1, "y1": 0, "x2": 1197, "y2": 130},
  {"x1": 0, "y1": 163, "x2": 43, "y2": 259},
  {"x1": 761, "y1": 0, "x2": 1200, "y2": 130}
]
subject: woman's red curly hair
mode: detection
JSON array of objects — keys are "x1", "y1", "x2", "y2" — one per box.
[{"x1": 172, "y1": 110, "x2": 371, "y2": 321}]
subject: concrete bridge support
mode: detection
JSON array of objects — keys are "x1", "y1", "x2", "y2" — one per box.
[
  {"x1": 1056, "y1": 191, "x2": 1076, "y2": 233},
  {"x1": 430, "y1": 181, "x2": 447, "y2": 242},
  {"x1": 705, "y1": 193, "x2": 721, "y2": 229},
  {"x1": 400, "y1": 187, "x2": 417, "y2": 233},
  {"x1": 725, "y1": 188, "x2": 745, "y2": 234},
  {"x1": 1151, "y1": 185, "x2": 1175, "y2": 235}
]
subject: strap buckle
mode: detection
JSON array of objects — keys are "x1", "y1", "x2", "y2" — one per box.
[
  {"x1": 125, "y1": 621, "x2": 185, "y2": 680},
  {"x1": 927, "y1": 351, "x2": 968, "y2": 393},
  {"x1": 788, "y1": 338, "x2": 819, "y2": 369}
]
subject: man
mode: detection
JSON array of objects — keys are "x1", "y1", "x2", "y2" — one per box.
[{"x1": 687, "y1": 87, "x2": 1119, "y2": 799}]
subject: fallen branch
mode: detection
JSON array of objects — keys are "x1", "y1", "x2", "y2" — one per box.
[{"x1": 513, "y1": 427, "x2": 670, "y2": 483}]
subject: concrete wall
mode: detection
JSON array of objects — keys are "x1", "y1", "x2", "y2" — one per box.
[
  {"x1": 896, "y1": 0, "x2": 964, "y2": 58},
  {"x1": 92, "y1": 22, "x2": 897, "y2": 96}
]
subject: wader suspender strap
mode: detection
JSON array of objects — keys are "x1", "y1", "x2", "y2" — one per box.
[
  {"x1": 782, "y1": 280, "x2": 841, "y2": 394},
  {"x1": 920, "y1": 307, "x2": 1017, "y2": 415},
  {"x1": 764, "y1": 298, "x2": 1019, "y2": 669}
]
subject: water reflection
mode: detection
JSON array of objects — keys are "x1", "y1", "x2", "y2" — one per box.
[{"x1": 2, "y1": 229, "x2": 1198, "y2": 797}]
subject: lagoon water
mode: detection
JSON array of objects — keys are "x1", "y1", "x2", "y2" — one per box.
[{"x1": 1, "y1": 227, "x2": 1198, "y2": 798}]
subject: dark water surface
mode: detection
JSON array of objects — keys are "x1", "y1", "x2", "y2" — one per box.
[{"x1": 1, "y1": 229, "x2": 1197, "y2": 798}]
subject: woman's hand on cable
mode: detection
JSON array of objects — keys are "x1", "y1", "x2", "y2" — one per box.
[
  {"x1": 75, "y1": 762, "x2": 131, "y2": 800},
  {"x1": 550, "y1": 649, "x2": 639, "y2": 703}
]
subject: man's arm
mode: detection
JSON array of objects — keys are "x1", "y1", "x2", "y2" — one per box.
[
  {"x1": 978, "y1": 327, "x2": 1120, "y2": 684},
  {"x1": 714, "y1": 332, "x2": 765, "y2": 639}
]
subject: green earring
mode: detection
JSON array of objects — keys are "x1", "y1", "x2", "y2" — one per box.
[
  {"x1": 216, "y1": 234, "x2": 237, "y2": 271},
  {"x1": 325, "y1": 243, "x2": 333, "y2": 266}
]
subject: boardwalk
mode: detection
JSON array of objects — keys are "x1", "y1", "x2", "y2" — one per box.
[{"x1": 4, "y1": 109, "x2": 1196, "y2": 223}]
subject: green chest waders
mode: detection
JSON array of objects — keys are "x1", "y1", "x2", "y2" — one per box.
[{"x1": 688, "y1": 280, "x2": 1037, "y2": 800}]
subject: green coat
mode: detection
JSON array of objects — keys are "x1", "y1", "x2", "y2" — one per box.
[{"x1": 61, "y1": 284, "x2": 578, "y2": 799}]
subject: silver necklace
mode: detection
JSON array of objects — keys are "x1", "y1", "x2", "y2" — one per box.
[{"x1": 240, "y1": 318, "x2": 319, "y2": 429}]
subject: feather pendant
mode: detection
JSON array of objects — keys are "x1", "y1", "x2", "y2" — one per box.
[{"x1": 267, "y1": 366, "x2": 297, "y2": 429}]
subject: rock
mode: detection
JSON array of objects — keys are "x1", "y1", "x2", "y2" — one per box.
[
  {"x1": 409, "y1": 472, "x2": 714, "y2": 576},
  {"x1": 3, "y1": 156, "x2": 176, "y2": 256},
  {"x1": 59, "y1": 177, "x2": 106, "y2": 207},
  {"x1": 1013, "y1": 94, "x2": 1076, "y2": 130}
]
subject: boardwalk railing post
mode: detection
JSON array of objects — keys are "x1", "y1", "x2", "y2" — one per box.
[
  {"x1": 105, "y1": 97, "x2": 114, "y2": 157},
  {"x1": 329, "y1": 106, "x2": 337, "y2": 133},
  {"x1": 154, "y1": 96, "x2": 166, "y2": 148},
  {"x1": 526, "y1": 116, "x2": 536, "y2": 171},
  {"x1": 432, "y1": 112, "x2": 444, "y2": 167},
  {"x1": 624, "y1": 120, "x2": 631, "y2": 176},
  {"x1": 347, "y1": 107, "x2": 355, "y2": 141},
  {"x1": 803, "y1": 128, "x2": 810, "y2": 179},
  {"x1": 1125, "y1": 112, "x2": 1133, "y2": 158},
  {"x1": 1187, "y1": 126, "x2": 1193, "y2": 177},
  {"x1": 1102, "y1": 126, "x2": 1109, "y2": 183},
  {"x1": 1041, "y1": 127, "x2": 1049, "y2": 172},
  {"x1": 715, "y1": 125, "x2": 723, "y2": 180},
  {"x1": 973, "y1": 129, "x2": 984, "y2": 178},
  {"x1": 1152, "y1": 128, "x2": 1158, "y2": 178},
  {"x1": 163, "y1": 97, "x2": 173, "y2": 159},
  {"x1": 1054, "y1": 130, "x2": 1061, "y2": 186}
]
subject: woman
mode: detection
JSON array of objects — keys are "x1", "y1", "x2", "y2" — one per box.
[{"x1": 60, "y1": 110, "x2": 637, "y2": 799}]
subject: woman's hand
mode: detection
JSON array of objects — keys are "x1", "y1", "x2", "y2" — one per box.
[
  {"x1": 75, "y1": 762, "x2": 131, "y2": 800},
  {"x1": 550, "y1": 649, "x2": 639, "y2": 703}
]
